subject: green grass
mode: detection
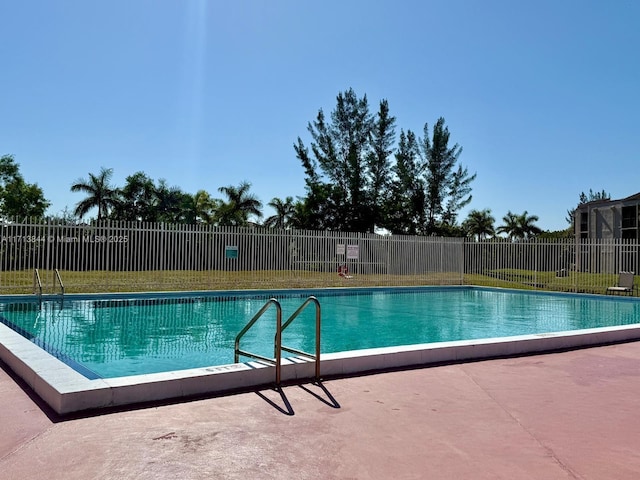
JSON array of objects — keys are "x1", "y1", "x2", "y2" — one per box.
[
  {"x1": 1, "y1": 269, "x2": 463, "y2": 295},
  {"x1": 1, "y1": 268, "x2": 636, "y2": 296},
  {"x1": 477, "y1": 269, "x2": 636, "y2": 295}
]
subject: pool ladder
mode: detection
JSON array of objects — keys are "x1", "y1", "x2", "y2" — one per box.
[
  {"x1": 33, "y1": 269, "x2": 65, "y2": 308},
  {"x1": 234, "y1": 296, "x2": 321, "y2": 385}
]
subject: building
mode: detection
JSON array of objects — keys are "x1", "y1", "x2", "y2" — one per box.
[
  {"x1": 575, "y1": 192, "x2": 640, "y2": 240},
  {"x1": 574, "y1": 192, "x2": 640, "y2": 273}
]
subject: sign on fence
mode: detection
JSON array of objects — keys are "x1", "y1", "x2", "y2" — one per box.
[{"x1": 225, "y1": 245, "x2": 238, "y2": 259}]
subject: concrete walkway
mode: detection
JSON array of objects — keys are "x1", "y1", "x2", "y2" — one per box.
[{"x1": 2, "y1": 342, "x2": 640, "y2": 479}]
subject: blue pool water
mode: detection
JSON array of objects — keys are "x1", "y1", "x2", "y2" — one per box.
[{"x1": 1, "y1": 287, "x2": 639, "y2": 379}]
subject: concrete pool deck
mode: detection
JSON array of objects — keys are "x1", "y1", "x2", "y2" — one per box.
[{"x1": 2, "y1": 341, "x2": 640, "y2": 479}]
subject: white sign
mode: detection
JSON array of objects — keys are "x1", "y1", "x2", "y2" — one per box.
[
  {"x1": 346, "y1": 244, "x2": 359, "y2": 259},
  {"x1": 336, "y1": 243, "x2": 345, "y2": 255}
]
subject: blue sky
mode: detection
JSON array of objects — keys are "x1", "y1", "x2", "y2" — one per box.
[{"x1": 1, "y1": 0, "x2": 638, "y2": 231}]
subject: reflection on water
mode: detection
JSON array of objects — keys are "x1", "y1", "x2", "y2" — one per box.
[{"x1": 1, "y1": 290, "x2": 638, "y2": 379}]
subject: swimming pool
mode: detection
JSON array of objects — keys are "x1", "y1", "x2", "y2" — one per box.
[
  {"x1": 2, "y1": 287, "x2": 640, "y2": 380},
  {"x1": 1, "y1": 286, "x2": 639, "y2": 414}
]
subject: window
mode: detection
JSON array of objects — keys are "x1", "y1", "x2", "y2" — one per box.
[
  {"x1": 621, "y1": 206, "x2": 637, "y2": 229},
  {"x1": 580, "y1": 211, "x2": 588, "y2": 232},
  {"x1": 621, "y1": 228, "x2": 637, "y2": 240}
]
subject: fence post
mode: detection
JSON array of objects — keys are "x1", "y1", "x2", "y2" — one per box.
[
  {"x1": 461, "y1": 238, "x2": 466, "y2": 285},
  {"x1": 534, "y1": 239, "x2": 538, "y2": 289}
]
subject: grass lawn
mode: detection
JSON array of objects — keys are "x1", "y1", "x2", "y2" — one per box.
[
  {"x1": 0, "y1": 269, "x2": 635, "y2": 296},
  {"x1": 4, "y1": 269, "x2": 463, "y2": 294}
]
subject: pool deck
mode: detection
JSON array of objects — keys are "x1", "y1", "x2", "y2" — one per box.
[{"x1": 2, "y1": 341, "x2": 640, "y2": 479}]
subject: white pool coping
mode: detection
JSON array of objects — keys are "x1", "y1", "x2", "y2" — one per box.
[{"x1": 2, "y1": 319, "x2": 640, "y2": 415}]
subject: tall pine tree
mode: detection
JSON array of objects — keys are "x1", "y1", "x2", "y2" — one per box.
[
  {"x1": 420, "y1": 117, "x2": 474, "y2": 234},
  {"x1": 295, "y1": 89, "x2": 395, "y2": 232}
]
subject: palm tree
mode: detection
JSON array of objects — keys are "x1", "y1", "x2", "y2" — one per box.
[
  {"x1": 216, "y1": 182, "x2": 263, "y2": 226},
  {"x1": 518, "y1": 211, "x2": 543, "y2": 238},
  {"x1": 154, "y1": 180, "x2": 191, "y2": 223},
  {"x1": 462, "y1": 209, "x2": 495, "y2": 240},
  {"x1": 191, "y1": 190, "x2": 217, "y2": 224},
  {"x1": 70, "y1": 167, "x2": 120, "y2": 220},
  {"x1": 263, "y1": 196, "x2": 295, "y2": 229},
  {"x1": 497, "y1": 211, "x2": 520, "y2": 240},
  {"x1": 497, "y1": 210, "x2": 542, "y2": 240},
  {"x1": 111, "y1": 171, "x2": 156, "y2": 221}
]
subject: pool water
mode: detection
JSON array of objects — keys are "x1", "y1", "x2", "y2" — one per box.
[{"x1": 1, "y1": 287, "x2": 639, "y2": 379}]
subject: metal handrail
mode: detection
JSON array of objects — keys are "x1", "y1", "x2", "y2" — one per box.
[
  {"x1": 234, "y1": 298, "x2": 283, "y2": 384},
  {"x1": 33, "y1": 269, "x2": 43, "y2": 308},
  {"x1": 33, "y1": 268, "x2": 42, "y2": 297},
  {"x1": 54, "y1": 268, "x2": 65, "y2": 296},
  {"x1": 280, "y1": 296, "x2": 321, "y2": 380}
]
